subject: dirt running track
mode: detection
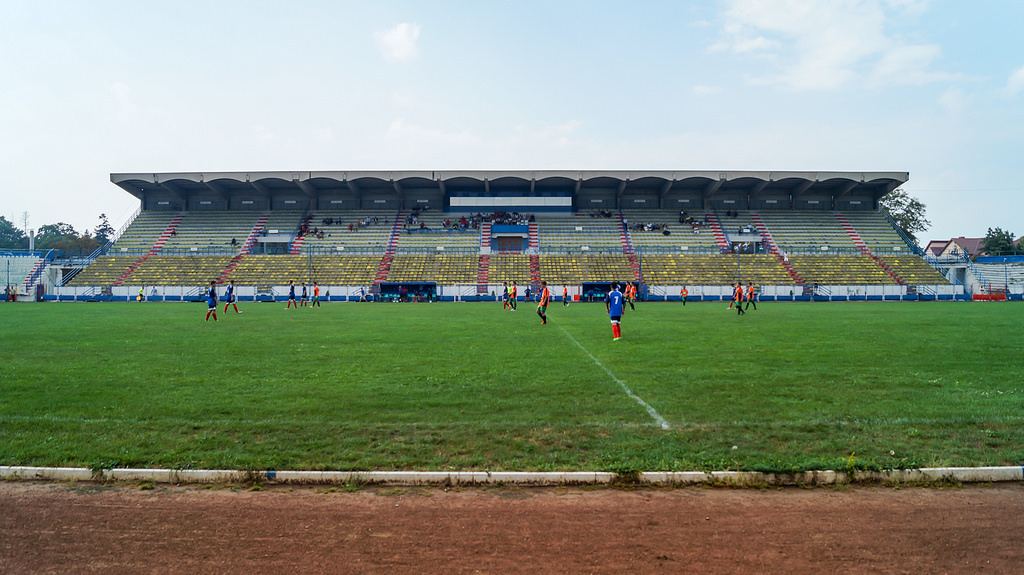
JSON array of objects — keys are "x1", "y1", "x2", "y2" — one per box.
[{"x1": 2, "y1": 483, "x2": 1023, "y2": 574}]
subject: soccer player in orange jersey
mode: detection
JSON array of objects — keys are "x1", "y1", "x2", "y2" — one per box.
[
  {"x1": 311, "y1": 281, "x2": 321, "y2": 308},
  {"x1": 624, "y1": 282, "x2": 636, "y2": 311},
  {"x1": 733, "y1": 282, "x2": 745, "y2": 315},
  {"x1": 745, "y1": 282, "x2": 757, "y2": 311},
  {"x1": 680, "y1": 286, "x2": 688, "y2": 306},
  {"x1": 562, "y1": 285, "x2": 570, "y2": 307},
  {"x1": 509, "y1": 281, "x2": 518, "y2": 311},
  {"x1": 537, "y1": 281, "x2": 551, "y2": 325}
]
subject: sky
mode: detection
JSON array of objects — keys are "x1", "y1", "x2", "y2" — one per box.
[{"x1": 1, "y1": 0, "x2": 1022, "y2": 241}]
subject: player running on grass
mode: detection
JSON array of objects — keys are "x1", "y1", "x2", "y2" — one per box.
[
  {"x1": 204, "y1": 280, "x2": 218, "y2": 322},
  {"x1": 223, "y1": 280, "x2": 241, "y2": 314},
  {"x1": 537, "y1": 281, "x2": 551, "y2": 325},
  {"x1": 286, "y1": 281, "x2": 298, "y2": 309},
  {"x1": 745, "y1": 282, "x2": 757, "y2": 311},
  {"x1": 624, "y1": 282, "x2": 637, "y2": 311},
  {"x1": 733, "y1": 282, "x2": 745, "y2": 315},
  {"x1": 680, "y1": 286, "x2": 688, "y2": 306},
  {"x1": 605, "y1": 283, "x2": 625, "y2": 341}
]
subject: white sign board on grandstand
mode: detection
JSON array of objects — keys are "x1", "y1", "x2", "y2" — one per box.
[{"x1": 449, "y1": 196, "x2": 572, "y2": 207}]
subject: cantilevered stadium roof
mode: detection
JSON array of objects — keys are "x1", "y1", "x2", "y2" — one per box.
[{"x1": 111, "y1": 170, "x2": 908, "y2": 200}]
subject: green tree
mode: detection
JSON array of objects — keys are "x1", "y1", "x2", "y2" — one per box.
[
  {"x1": 982, "y1": 227, "x2": 1016, "y2": 256},
  {"x1": 94, "y1": 213, "x2": 115, "y2": 245},
  {"x1": 34, "y1": 222, "x2": 98, "y2": 254},
  {"x1": 0, "y1": 216, "x2": 28, "y2": 249},
  {"x1": 879, "y1": 189, "x2": 931, "y2": 243}
]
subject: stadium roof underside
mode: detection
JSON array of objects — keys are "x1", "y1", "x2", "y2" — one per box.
[{"x1": 111, "y1": 170, "x2": 908, "y2": 211}]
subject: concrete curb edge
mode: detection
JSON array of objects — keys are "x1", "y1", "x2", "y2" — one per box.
[{"x1": 2, "y1": 466, "x2": 1022, "y2": 486}]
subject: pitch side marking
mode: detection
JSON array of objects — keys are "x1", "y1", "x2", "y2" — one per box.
[{"x1": 557, "y1": 325, "x2": 670, "y2": 430}]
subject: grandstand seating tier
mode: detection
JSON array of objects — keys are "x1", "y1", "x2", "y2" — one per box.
[
  {"x1": 639, "y1": 254, "x2": 794, "y2": 285},
  {"x1": 300, "y1": 210, "x2": 396, "y2": 253},
  {"x1": 226, "y1": 255, "x2": 381, "y2": 286},
  {"x1": 788, "y1": 255, "x2": 893, "y2": 285},
  {"x1": 880, "y1": 256, "x2": 949, "y2": 284}
]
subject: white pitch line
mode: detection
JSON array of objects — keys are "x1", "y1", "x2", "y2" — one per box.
[{"x1": 557, "y1": 325, "x2": 670, "y2": 430}]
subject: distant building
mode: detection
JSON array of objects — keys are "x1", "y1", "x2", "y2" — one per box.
[{"x1": 927, "y1": 236, "x2": 984, "y2": 259}]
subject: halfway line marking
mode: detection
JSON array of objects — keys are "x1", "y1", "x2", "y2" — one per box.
[{"x1": 557, "y1": 325, "x2": 670, "y2": 430}]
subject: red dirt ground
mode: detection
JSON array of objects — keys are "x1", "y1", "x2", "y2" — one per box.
[{"x1": 2, "y1": 482, "x2": 1023, "y2": 574}]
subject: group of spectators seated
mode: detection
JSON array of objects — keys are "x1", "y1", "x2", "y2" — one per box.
[
  {"x1": 629, "y1": 222, "x2": 672, "y2": 236},
  {"x1": 588, "y1": 210, "x2": 615, "y2": 218},
  {"x1": 677, "y1": 211, "x2": 709, "y2": 234},
  {"x1": 482, "y1": 211, "x2": 534, "y2": 226},
  {"x1": 298, "y1": 214, "x2": 386, "y2": 239},
  {"x1": 405, "y1": 210, "x2": 534, "y2": 233}
]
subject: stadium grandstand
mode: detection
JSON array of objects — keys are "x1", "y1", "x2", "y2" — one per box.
[{"x1": 34, "y1": 169, "x2": 993, "y2": 302}]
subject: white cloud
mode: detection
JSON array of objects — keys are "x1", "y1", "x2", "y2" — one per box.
[
  {"x1": 1007, "y1": 66, "x2": 1024, "y2": 96},
  {"x1": 375, "y1": 22, "x2": 421, "y2": 63},
  {"x1": 710, "y1": 0, "x2": 954, "y2": 91},
  {"x1": 691, "y1": 84, "x2": 722, "y2": 96},
  {"x1": 937, "y1": 88, "x2": 965, "y2": 115}
]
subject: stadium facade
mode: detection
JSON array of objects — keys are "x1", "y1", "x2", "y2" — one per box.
[
  {"x1": 112, "y1": 170, "x2": 907, "y2": 213},
  {"x1": 11, "y1": 169, "x2": 1017, "y2": 302}
]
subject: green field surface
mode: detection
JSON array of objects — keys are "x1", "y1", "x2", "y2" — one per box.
[{"x1": 1, "y1": 301, "x2": 1021, "y2": 473}]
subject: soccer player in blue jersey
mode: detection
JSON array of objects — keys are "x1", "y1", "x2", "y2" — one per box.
[
  {"x1": 223, "y1": 280, "x2": 241, "y2": 314},
  {"x1": 287, "y1": 281, "x2": 297, "y2": 309},
  {"x1": 300, "y1": 283, "x2": 309, "y2": 307},
  {"x1": 605, "y1": 283, "x2": 625, "y2": 341},
  {"x1": 205, "y1": 280, "x2": 218, "y2": 322}
]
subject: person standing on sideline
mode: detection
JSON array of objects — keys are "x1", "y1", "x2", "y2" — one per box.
[
  {"x1": 605, "y1": 283, "x2": 625, "y2": 341},
  {"x1": 205, "y1": 281, "x2": 218, "y2": 322},
  {"x1": 537, "y1": 281, "x2": 551, "y2": 325}
]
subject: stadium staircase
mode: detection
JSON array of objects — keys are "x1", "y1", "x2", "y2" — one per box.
[
  {"x1": 705, "y1": 213, "x2": 731, "y2": 253},
  {"x1": 527, "y1": 222, "x2": 540, "y2": 251},
  {"x1": 373, "y1": 210, "x2": 405, "y2": 284},
  {"x1": 113, "y1": 214, "x2": 182, "y2": 286},
  {"x1": 475, "y1": 222, "x2": 492, "y2": 294},
  {"x1": 835, "y1": 213, "x2": 906, "y2": 285},
  {"x1": 20, "y1": 252, "x2": 52, "y2": 292},
  {"x1": 529, "y1": 254, "x2": 541, "y2": 284},
  {"x1": 616, "y1": 213, "x2": 641, "y2": 280},
  {"x1": 216, "y1": 214, "x2": 268, "y2": 284},
  {"x1": 288, "y1": 235, "x2": 305, "y2": 255},
  {"x1": 750, "y1": 213, "x2": 804, "y2": 284}
]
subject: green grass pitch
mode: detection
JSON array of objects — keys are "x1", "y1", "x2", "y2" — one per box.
[{"x1": 1, "y1": 300, "x2": 1021, "y2": 473}]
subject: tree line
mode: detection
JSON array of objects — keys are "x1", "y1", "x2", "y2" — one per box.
[{"x1": 0, "y1": 214, "x2": 115, "y2": 254}]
